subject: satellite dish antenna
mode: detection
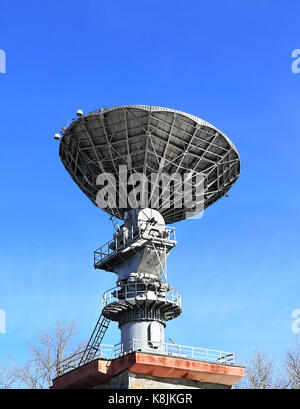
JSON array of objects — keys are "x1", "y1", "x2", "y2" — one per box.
[{"x1": 56, "y1": 105, "x2": 240, "y2": 372}]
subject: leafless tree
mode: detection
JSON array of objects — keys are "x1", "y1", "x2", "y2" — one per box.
[
  {"x1": 0, "y1": 365, "x2": 16, "y2": 389},
  {"x1": 235, "y1": 349, "x2": 288, "y2": 389},
  {"x1": 244, "y1": 350, "x2": 274, "y2": 389},
  {"x1": 13, "y1": 320, "x2": 84, "y2": 389},
  {"x1": 285, "y1": 343, "x2": 300, "y2": 389}
]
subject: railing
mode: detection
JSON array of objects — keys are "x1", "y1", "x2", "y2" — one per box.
[
  {"x1": 102, "y1": 283, "x2": 181, "y2": 309},
  {"x1": 94, "y1": 223, "x2": 176, "y2": 266},
  {"x1": 56, "y1": 344, "x2": 117, "y2": 376},
  {"x1": 130, "y1": 339, "x2": 236, "y2": 365},
  {"x1": 94, "y1": 229, "x2": 138, "y2": 266},
  {"x1": 56, "y1": 339, "x2": 236, "y2": 377}
]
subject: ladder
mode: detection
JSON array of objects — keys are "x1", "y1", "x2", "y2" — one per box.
[
  {"x1": 78, "y1": 313, "x2": 110, "y2": 366},
  {"x1": 110, "y1": 214, "x2": 120, "y2": 232}
]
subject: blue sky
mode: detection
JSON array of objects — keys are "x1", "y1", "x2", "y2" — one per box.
[{"x1": 1, "y1": 0, "x2": 300, "y2": 368}]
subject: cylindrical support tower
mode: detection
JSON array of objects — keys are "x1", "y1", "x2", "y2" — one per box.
[
  {"x1": 98, "y1": 208, "x2": 181, "y2": 353},
  {"x1": 120, "y1": 320, "x2": 165, "y2": 353},
  {"x1": 102, "y1": 280, "x2": 181, "y2": 353}
]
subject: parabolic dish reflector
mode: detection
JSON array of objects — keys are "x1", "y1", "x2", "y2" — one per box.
[{"x1": 59, "y1": 105, "x2": 240, "y2": 224}]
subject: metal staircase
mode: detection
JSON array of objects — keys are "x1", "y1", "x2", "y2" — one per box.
[{"x1": 78, "y1": 313, "x2": 110, "y2": 366}]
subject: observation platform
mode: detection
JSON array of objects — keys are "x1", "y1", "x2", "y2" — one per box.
[
  {"x1": 53, "y1": 346, "x2": 244, "y2": 389},
  {"x1": 56, "y1": 339, "x2": 238, "y2": 377},
  {"x1": 102, "y1": 283, "x2": 181, "y2": 322},
  {"x1": 94, "y1": 224, "x2": 176, "y2": 272}
]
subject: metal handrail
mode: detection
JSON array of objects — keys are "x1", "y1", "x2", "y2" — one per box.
[
  {"x1": 56, "y1": 339, "x2": 236, "y2": 377},
  {"x1": 102, "y1": 283, "x2": 181, "y2": 309},
  {"x1": 56, "y1": 344, "x2": 116, "y2": 376},
  {"x1": 130, "y1": 339, "x2": 236, "y2": 364},
  {"x1": 94, "y1": 224, "x2": 176, "y2": 266}
]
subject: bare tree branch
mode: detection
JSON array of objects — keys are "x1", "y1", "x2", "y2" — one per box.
[
  {"x1": 285, "y1": 343, "x2": 300, "y2": 389},
  {"x1": 13, "y1": 320, "x2": 84, "y2": 389},
  {"x1": 235, "y1": 349, "x2": 288, "y2": 389},
  {"x1": 0, "y1": 365, "x2": 16, "y2": 389}
]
